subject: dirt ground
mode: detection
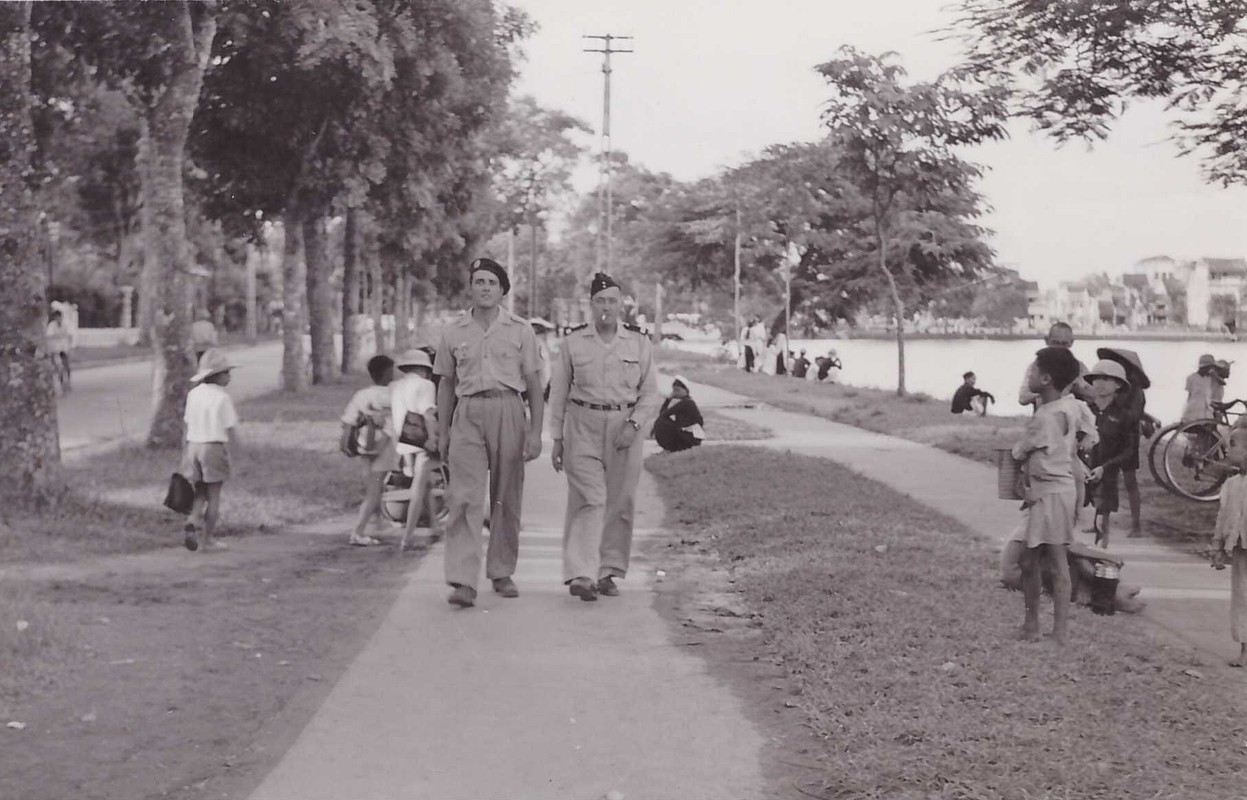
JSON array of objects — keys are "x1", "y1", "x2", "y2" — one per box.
[{"x1": 0, "y1": 523, "x2": 419, "y2": 800}]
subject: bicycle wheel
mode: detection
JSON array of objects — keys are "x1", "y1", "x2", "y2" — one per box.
[
  {"x1": 1147, "y1": 421, "x2": 1182, "y2": 492},
  {"x1": 1162, "y1": 420, "x2": 1234, "y2": 502}
]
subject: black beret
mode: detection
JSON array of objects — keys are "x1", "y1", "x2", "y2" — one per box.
[
  {"x1": 469, "y1": 257, "x2": 510, "y2": 295},
  {"x1": 590, "y1": 272, "x2": 620, "y2": 297}
]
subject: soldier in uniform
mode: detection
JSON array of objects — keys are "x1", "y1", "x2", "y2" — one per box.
[
  {"x1": 435, "y1": 257, "x2": 545, "y2": 608},
  {"x1": 549, "y1": 273, "x2": 662, "y2": 601}
]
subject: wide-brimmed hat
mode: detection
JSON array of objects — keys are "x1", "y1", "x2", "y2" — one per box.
[
  {"x1": 1085, "y1": 359, "x2": 1130, "y2": 388},
  {"x1": 394, "y1": 349, "x2": 432, "y2": 371},
  {"x1": 1095, "y1": 347, "x2": 1150, "y2": 390},
  {"x1": 1216, "y1": 359, "x2": 1233, "y2": 379},
  {"x1": 1198, "y1": 353, "x2": 1216, "y2": 369},
  {"x1": 192, "y1": 348, "x2": 237, "y2": 383}
]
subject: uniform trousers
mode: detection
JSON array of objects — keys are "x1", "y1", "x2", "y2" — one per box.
[
  {"x1": 562, "y1": 404, "x2": 644, "y2": 583},
  {"x1": 443, "y1": 392, "x2": 526, "y2": 590},
  {"x1": 1232, "y1": 546, "x2": 1247, "y2": 644}
]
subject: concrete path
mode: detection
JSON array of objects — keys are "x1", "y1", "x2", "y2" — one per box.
[
  {"x1": 58, "y1": 341, "x2": 283, "y2": 453},
  {"x1": 687, "y1": 378, "x2": 1236, "y2": 664},
  {"x1": 247, "y1": 447, "x2": 766, "y2": 800}
]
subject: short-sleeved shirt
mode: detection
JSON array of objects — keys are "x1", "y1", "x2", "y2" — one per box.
[
  {"x1": 1183, "y1": 372, "x2": 1215, "y2": 421},
  {"x1": 46, "y1": 320, "x2": 71, "y2": 354},
  {"x1": 184, "y1": 383, "x2": 239, "y2": 444},
  {"x1": 390, "y1": 373, "x2": 437, "y2": 456},
  {"x1": 342, "y1": 384, "x2": 393, "y2": 436},
  {"x1": 434, "y1": 308, "x2": 540, "y2": 397},
  {"x1": 1090, "y1": 395, "x2": 1133, "y2": 472},
  {"x1": 548, "y1": 323, "x2": 662, "y2": 437},
  {"x1": 1011, "y1": 397, "x2": 1077, "y2": 495}
]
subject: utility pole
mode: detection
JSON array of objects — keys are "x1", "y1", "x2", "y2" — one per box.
[
  {"x1": 584, "y1": 34, "x2": 632, "y2": 276},
  {"x1": 733, "y1": 205, "x2": 742, "y2": 349}
]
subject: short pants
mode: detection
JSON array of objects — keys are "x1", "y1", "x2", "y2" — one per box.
[
  {"x1": 363, "y1": 437, "x2": 399, "y2": 474},
  {"x1": 183, "y1": 441, "x2": 230, "y2": 485}
]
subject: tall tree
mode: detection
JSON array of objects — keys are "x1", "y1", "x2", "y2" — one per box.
[
  {"x1": 0, "y1": 1, "x2": 59, "y2": 504},
  {"x1": 35, "y1": 2, "x2": 219, "y2": 446},
  {"x1": 954, "y1": 1, "x2": 1247, "y2": 185},
  {"x1": 817, "y1": 48, "x2": 1006, "y2": 395}
]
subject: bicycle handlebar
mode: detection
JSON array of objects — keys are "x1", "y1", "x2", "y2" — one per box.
[{"x1": 1211, "y1": 399, "x2": 1247, "y2": 413}]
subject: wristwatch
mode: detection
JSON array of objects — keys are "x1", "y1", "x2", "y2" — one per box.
[{"x1": 626, "y1": 419, "x2": 640, "y2": 431}]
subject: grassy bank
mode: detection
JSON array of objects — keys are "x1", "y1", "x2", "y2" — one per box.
[
  {"x1": 0, "y1": 381, "x2": 369, "y2": 564},
  {"x1": 647, "y1": 445, "x2": 1245, "y2": 799},
  {"x1": 672, "y1": 354, "x2": 1215, "y2": 545}
]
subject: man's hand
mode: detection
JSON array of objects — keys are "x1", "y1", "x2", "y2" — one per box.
[
  {"x1": 614, "y1": 422, "x2": 638, "y2": 451},
  {"x1": 523, "y1": 428, "x2": 543, "y2": 462},
  {"x1": 1088, "y1": 466, "x2": 1104, "y2": 482},
  {"x1": 1212, "y1": 548, "x2": 1229, "y2": 570},
  {"x1": 551, "y1": 440, "x2": 564, "y2": 473}
]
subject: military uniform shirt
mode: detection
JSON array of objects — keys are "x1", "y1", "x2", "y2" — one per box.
[
  {"x1": 435, "y1": 308, "x2": 541, "y2": 398},
  {"x1": 548, "y1": 323, "x2": 662, "y2": 437}
]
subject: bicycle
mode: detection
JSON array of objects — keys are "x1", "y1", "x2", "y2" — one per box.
[{"x1": 1149, "y1": 399, "x2": 1245, "y2": 502}]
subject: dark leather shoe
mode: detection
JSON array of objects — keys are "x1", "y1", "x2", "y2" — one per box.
[
  {"x1": 447, "y1": 585, "x2": 477, "y2": 608},
  {"x1": 596, "y1": 576, "x2": 619, "y2": 597},
  {"x1": 568, "y1": 577, "x2": 598, "y2": 602},
  {"x1": 492, "y1": 577, "x2": 519, "y2": 598}
]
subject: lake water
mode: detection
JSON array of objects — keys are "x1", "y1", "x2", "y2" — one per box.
[{"x1": 676, "y1": 336, "x2": 1247, "y2": 425}]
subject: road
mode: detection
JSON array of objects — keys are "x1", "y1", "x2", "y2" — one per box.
[{"x1": 59, "y1": 342, "x2": 284, "y2": 453}]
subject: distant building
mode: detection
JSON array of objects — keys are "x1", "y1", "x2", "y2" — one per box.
[
  {"x1": 1187, "y1": 257, "x2": 1247, "y2": 329},
  {"x1": 1055, "y1": 281, "x2": 1099, "y2": 332}
]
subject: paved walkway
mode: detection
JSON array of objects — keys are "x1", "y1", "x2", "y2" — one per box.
[
  {"x1": 688, "y1": 378, "x2": 1236, "y2": 664},
  {"x1": 247, "y1": 446, "x2": 766, "y2": 800}
]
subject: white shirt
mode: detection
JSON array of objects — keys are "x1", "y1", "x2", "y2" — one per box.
[
  {"x1": 184, "y1": 383, "x2": 239, "y2": 443},
  {"x1": 1215, "y1": 474, "x2": 1247, "y2": 552},
  {"x1": 390, "y1": 373, "x2": 437, "y2": 455},
  {"x1": 341, "y1": 384, "x2": 394, "y2": 448}
]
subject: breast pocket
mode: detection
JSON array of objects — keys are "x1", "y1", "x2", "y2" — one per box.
[
  {"x1": 453, "y1": 341, "x2": 481, "y2": 373},
  {"x1": 620, "y1": 356, "x2": 642, "y2": 388}
]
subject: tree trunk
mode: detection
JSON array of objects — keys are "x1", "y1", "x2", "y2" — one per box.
[
  {"x1": 370, "y1": 241, "x2": 383, "y2": 355},
  {"x1": 0, "y1": 1, "x2": 60, "y2": 504},
  {"x1": 394, "y1": 269, "x2": 410, "y2": 351},
  {"x1": 303, "y1": 215, "x2": 335, "y2": 383},
  {"x1": 529, "y1": 215, "x2": 538, "y2": 318},
  {"x1": 280, "y1": 219, "x2": 308, "y2": 392},
  {"x1": 244, "y1": 240, "x2": 258, "y2": 344},
  {"x1": 876, "y1": 223, "x2": 906, "y2": 397},
  {"x1": 143, "y1": 3, "x2": 218, "y2": 448},
  {"x1": 340, "y1": 207, "x2": 357, "y2": 374}
]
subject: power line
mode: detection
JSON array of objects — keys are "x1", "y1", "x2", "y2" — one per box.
[{"x1": 583, "y1": 34, "x2": 632, "y2": 277}]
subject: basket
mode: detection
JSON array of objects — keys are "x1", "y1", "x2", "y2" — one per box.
[
  {"x1": 995, "y1": 449, "x2": 1024, "y2": 501},
  {"x1": 1089, "y1": 562, "x2": 1120, "y2": 615}
]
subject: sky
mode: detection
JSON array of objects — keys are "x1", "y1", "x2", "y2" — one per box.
[{"x1": 509, "y1": 0, "x2": 1247, "y2": 289}]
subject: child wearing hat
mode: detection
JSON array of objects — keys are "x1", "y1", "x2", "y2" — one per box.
[
  {"x1": 1085, "y1": 359, "x2": 1133, "y2": 549},
  {"x1": 182, "y1": 348, "x2": 241, "y2": 552},
  {"x1": 391, "y1": 348, "x2": 440, "y2": 551}
]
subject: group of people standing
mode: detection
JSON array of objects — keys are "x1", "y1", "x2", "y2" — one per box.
[{"x1": 738, "y1": 316, "x2": 842, "y2": 382}]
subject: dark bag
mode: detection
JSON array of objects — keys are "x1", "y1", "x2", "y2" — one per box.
[
  {"x1": 341, "y1": 414, "x2": 384, "y2": 457},
  {"x1": 164, "y1": 473, "x2": 195, "y2": 516},
  {"x1": 398, "y1": 410, "x2": 428, "y2": 448},
  {"x1": 339, "y1": 422, "x2": 360, "y2": 457}
]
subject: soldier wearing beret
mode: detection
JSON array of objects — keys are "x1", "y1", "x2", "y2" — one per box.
[
  {"x1": 548, "y1": 272, "x2": 662, "y2": 601},
  {"x1": 435, "y1": 257, "x2": 545, "y2": 608}
]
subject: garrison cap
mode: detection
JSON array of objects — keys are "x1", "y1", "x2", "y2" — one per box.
[{"x1": 590, "y1": 272, "x2": 621, "y2": 297}]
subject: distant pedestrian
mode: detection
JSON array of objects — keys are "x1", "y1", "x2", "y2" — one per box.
[
  {"x1": 653, "y1": 375, "x2": 704, "y2": 453},
  {"x1": 791, "y1": 349, "x2": 811, "y2": 379},
  {"x1": 1182, "y1": 354, "x2": 1219, "y2": 422},
  {"x1": 45, "y1": 309, "x2": 73, "y2": 391},
  {"x1": 531, "y1": 318, "x2": 555, "y2": 402},
  {"x1": 182, "y1": 348, "x2": 241, "y2": 553},
  {"x1": 1009, "y1": 346, "x2": 1082, "y2": 645},
  {"x1": 816, "y1": 349, "x2": 842, "y2": 382},
  {"x1": 772, "y1": 331, "x2": 789, "y2": 375},
  {"x1": 340, "y1": 354, "x2": 397, "y2": 547},
  {"x1": 435, "y1": 257, "x2": 544, "y2": 608},
  {"x1": 1085, "y1": 360, "x2": 1133, "y2": 549},
  {"x1": 549, "y1": 272, "x2": 661, "y2": 601},
  {"x1": 1212, "y1": 428, "x2": 1247, "y2": 668},
  {"x1": 950, "y1": 371, "x2": 995, "y2": 415},
  {"x1": 191, "y1": 309, "x2": 220, "y2": 364},
  {"x1": 742, "y1": 317, "x2": 765, "y2": 373},
  {"x1": 391, "y1": 349, "x2": 440, "y2": 552}
]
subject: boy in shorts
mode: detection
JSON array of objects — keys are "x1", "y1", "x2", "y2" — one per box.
[
  {"x1": 183, "y1": 348, "x2": 241, "y2": 552},
  {"x1": 340, "y1": 354, "x2": 398, "y2": 546}
]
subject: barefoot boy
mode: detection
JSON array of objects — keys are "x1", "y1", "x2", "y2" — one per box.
[
  {"x1": 1212, "y1": 428, "x2": 1247, "y2": 667},
  {"x1": 340, "y1": 354, "x2": 397, "y2": 546},
  {"x1": 183, "y1": 348, "x2": 241, "y2": 552},
  {"x1": 1011, "y1": 346, "x2": 1082, "y2": 644}
]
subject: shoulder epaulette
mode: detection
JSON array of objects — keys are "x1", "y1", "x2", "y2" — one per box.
[
  {"x1": 568, "y1": 323, "x2": 588, "y2": 332},
  {"x1": 624, "y1": 323, "x2": 645, "y2": 334}
]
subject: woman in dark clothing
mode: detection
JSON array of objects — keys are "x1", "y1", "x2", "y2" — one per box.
[
  {"x1": 653, "y1": 375, "x2": 705, "y2": 453},
  {"x1": 1096, "y1": 347, "x2": 1159, "y2": 538}
]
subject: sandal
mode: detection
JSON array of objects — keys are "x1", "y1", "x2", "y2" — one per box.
[{"x1": 349, "y1": 535, "x2": 382, "y2": 547}]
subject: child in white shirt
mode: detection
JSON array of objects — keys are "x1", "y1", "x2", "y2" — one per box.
[
  {"x1": 182, "y1": 348, "x2": 241, "y2": 552},
  {"x1": 1212, "y1": 428, "x2": 1247, "y2": 667},
  {"x1": 390, "y1": 349, "x2": 439, "y2": 551},
  {"x1": 340, "y1": 355, "x2": 397, "y2": 546}
]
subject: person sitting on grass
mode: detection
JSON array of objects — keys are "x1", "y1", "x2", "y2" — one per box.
[
  {"x1": 1211, "y1": 428, "x2": 1247, "y2": 668},
  {"x1": 653, "y1": 375, "x2": 705, "y2": 453},
  {"x1": 999, "y1": 539, "x2": 1145, "y2": 615},
  {"x1": 950, "y1": 371, "x2": 996, "y2": 415},
  {"x1": 1084, "y1": 360, "x2": 1133, "y2": 549},
  {"x1": 182, "y1": 348, "x2": 241, "y2": 553},
  {"x1": 1009, "y1": 345, "x2": 1082, "y2": 644},
  {"x1": 339, "y1": 354, "x2": 397, "y2": 547}
]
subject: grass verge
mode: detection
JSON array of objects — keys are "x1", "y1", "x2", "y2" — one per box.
[
  {"x1": 675, "y1": 357, "x2": 1214, "y2": 545},
  {"x1": 0, "y1": 381, "x2": 370, "y2": 564},
  {"x1": 647, "y1": 445, "x2": 1245, "y2": 800}
]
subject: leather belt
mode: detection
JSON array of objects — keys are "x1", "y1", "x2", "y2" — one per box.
[
  {"x1": 466, "y1": 388, "x2": 518, "y2": 399},
  {"x1": 571, "y1": 399, "x2": 637, "y2": 412}
]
